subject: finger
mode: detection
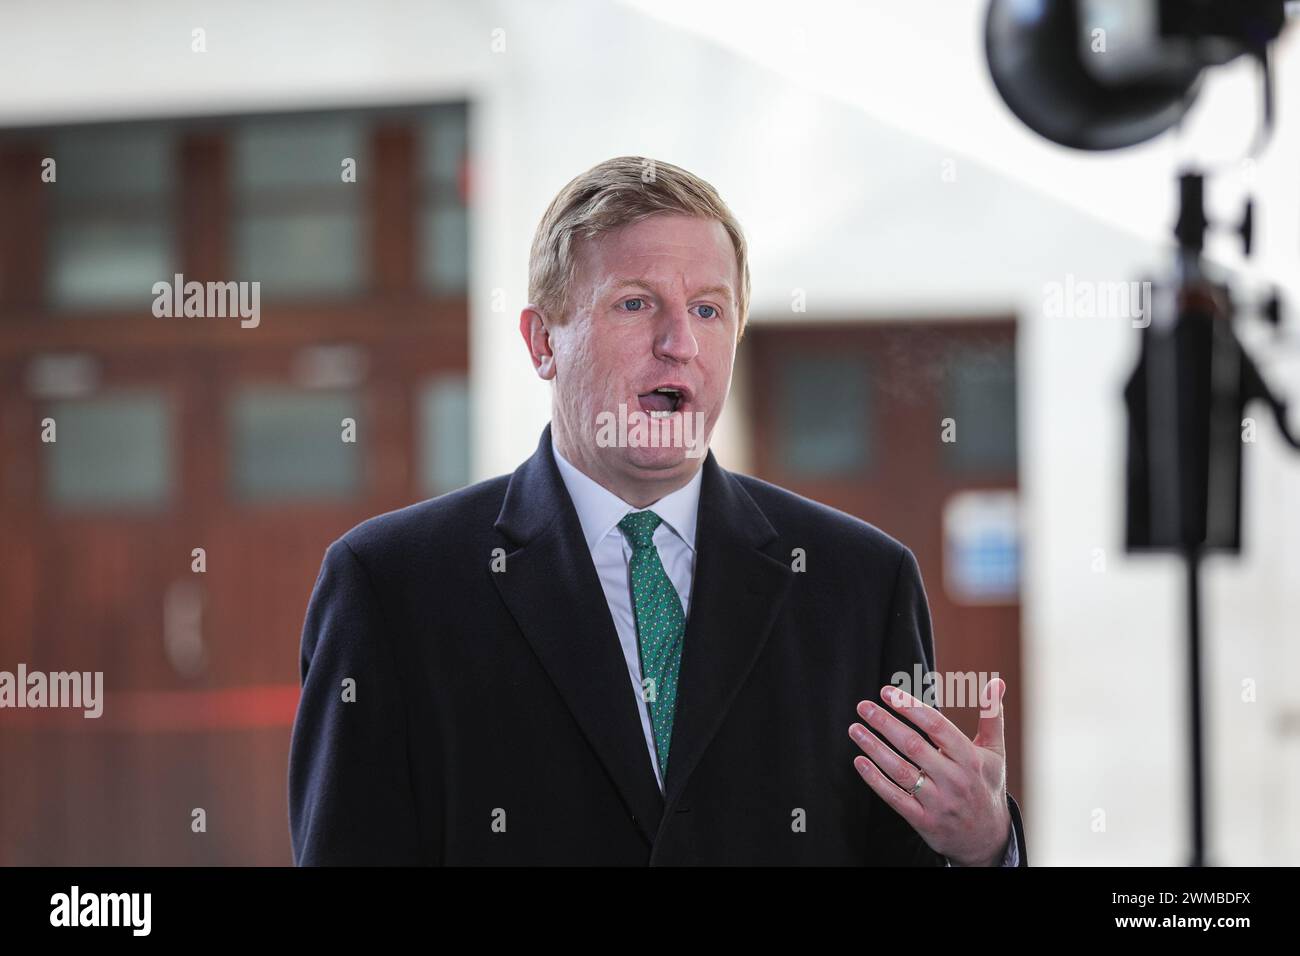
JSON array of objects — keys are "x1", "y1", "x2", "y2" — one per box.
[
  {"x1": 973, "y1": 678, "x2": 1006, "y2": 756},
  {"x1": 848, "y1": 723, "x2": 926, "y2": 797},
  {"x1": 856, "y1": 695, "x2": 960, "y2": 784},
  {"x1": 878, "y1": 684, "x2": 976, "y2": 765},
  {"x1": 852, "y1": 755, "x2": 926, "y2": 830}
]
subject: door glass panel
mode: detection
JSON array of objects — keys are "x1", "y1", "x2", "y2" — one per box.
[
  {"x1": 47, "y1": 126, "x2": 175, "y2": 310},
  {"x1": 230, "y1": 388, "x2": 361, "y2": 501},
  {"x1": 420, "y1": 103, "x2": 469, "y2": 294},
  {"x1": 776, "y1": 353, "x2": 872, "y2": 477},
  {"x1": 232, "y1": 115, "x2": 366, "y2": 299},
  {"x1": 418, "y1": 375, "x2": 470, "y2": 495},
  {"x1": 45, "y1": 393, "x2": 172, "y2": 508},
  {"x1": 942, "y1": 344, "x2": 1018, "y2": 473}
]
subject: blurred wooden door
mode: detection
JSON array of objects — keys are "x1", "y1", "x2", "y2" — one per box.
[
  {"x1": 747, "y1": 321, "x2": 1025, "y2": 804},
  {"x1": 0, "y1": 104, "x2": 470, "y2": 864}
]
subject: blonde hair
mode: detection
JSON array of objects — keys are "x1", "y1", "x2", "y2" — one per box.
[{"x1": 527, "y1": 156, "x2": 751, "y2": 340}]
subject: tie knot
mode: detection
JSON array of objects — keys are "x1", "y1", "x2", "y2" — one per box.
[{"x1": 618, "y1": 510, "x2": 663, "y2": 549}]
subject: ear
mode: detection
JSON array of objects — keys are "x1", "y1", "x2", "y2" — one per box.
[{"x1": 519, "y1": 306, "x2": 557, "y2": 380}]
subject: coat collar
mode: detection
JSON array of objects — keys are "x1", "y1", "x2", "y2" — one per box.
[
  {"x1": 550, "y1": 436, "x2": 703, "y2": 555},
  {"x1": 492, "y1": 425, "x2": 795, "y2": 848}
]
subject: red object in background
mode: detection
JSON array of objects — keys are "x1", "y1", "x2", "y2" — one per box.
[{"x1": 0, "y1": 685, "x2": 301, "y2": 732}]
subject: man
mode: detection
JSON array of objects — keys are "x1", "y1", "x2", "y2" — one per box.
[{"x1": 289, "y1": 156, "x2": 1027, "y2": 866}]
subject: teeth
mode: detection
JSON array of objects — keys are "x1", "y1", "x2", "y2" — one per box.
[{"x1": 649, "y1": 410, "x2": 674, "y2": 419}]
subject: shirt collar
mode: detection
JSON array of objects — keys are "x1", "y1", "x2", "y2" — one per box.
[{"x1": 551, "y1": 437, "x2": 702, "y2": 554}]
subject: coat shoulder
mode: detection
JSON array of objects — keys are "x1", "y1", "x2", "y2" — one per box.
[
  {"x1": 334, "y1": 475, "x2": 511, "y2": 568},
  {"x1": 729, "y1": 470, "x2": 913, "y2": 569}
]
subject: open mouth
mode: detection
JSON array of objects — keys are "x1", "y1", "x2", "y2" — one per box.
[{"x1": 636, "y1": 385, "x2": 688, "y2": 418}]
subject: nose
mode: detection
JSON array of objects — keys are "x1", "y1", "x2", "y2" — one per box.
[{"x1": 653, "y1": 304, "x2": 699, "y2": 365}]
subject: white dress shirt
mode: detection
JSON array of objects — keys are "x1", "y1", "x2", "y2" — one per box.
[
  {"x1": 549, "y1": 439, "x2": 1020, "y2": 865},
  {"x1": 550, "y1": 439, "x2": 702, "y2": 792}
]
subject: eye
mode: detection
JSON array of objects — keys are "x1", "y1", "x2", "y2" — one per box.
[
  {"x1": 620, "y1": 297, "x2": 647, "y2": 312},
  {"x1": 695, "y1": 304, "x2": 719, "y2": 319}
]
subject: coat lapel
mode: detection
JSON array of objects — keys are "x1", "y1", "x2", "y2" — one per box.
[
  {"x1": 491, "y1": 426, "x2": 796, "y2": 848},
  {"x1": 659, "y1": 454, "x2": 795, "y2": 812},
  {"x1": 491, "y1": 427, "x2": 665, "y2": 845}
]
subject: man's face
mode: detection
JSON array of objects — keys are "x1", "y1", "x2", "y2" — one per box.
[{"x1": 526, "y1": 212, "x2": 740, "y2": 497}]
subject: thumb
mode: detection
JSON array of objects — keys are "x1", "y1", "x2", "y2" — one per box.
[{"x1": 974, "y1": 678, "x2": 1006, "y2": 755}]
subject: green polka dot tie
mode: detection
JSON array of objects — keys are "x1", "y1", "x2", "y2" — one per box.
[{"x1": 618, "y1": 510, "x2": 686, "y2": 782}]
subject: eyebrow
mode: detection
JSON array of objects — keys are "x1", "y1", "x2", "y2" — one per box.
[{"x1": 609, "y1": 277, "x2": 734, "y2": 301}]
